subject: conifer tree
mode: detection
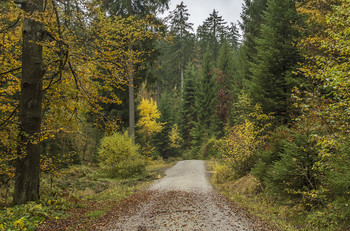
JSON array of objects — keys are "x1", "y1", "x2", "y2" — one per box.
[
  {"x1": 239, "y1": 0, "x2": 268, "y2": 81},
  {"x1": 167, "y1": 1, "x2": 194, "y2": 91},
  {"x1": 197, "y1": 10, "x2": 227, "y2": 64},
  {"x1": 191, "y1": 48, "x2": 217, "y2": 151},
  {"x1": 249, "y1": 0, "x2": 301, "y2": 123},
  {"x1": 215, "y1": 40, "x2": 234, "y2": 133},
  {"x1": 179, "y1": 64, "x2": 198, "y2": 149},
  {"x1": 154, "y1": 91, "x2": 178, "y2": 158}
]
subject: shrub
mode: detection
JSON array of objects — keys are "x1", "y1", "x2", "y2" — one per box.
[
  {"x1": 219, "y1": 120, "x2": 264, "y2": 178},
  {"x1": 200, "y1": 137, "x2": 221, "y2": 159},
  {"x1": 213, "y1": 162, "x2": 234, "y2": 184},
  {"x1": 253, "y1": 128, "x2": 321, "y2": 206},
  {"x1": 98, "y1": 132, "x2": 145, "y2": 178}
]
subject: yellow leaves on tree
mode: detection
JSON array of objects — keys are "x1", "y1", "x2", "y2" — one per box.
[
  {"x1": 137, "y1": 98, "x2": 163, "y2": 137},
  {"x1": 295, "y1": 0, "x2": 350, "y2": 158},
  {"x1": 169, "y1": 124, "x2": 183, "y2": 149}
]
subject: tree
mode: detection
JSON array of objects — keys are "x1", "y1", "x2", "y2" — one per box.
[
  {"x1": 197, "y1": 9, "x2": 227, "y2": 64},
  {"x1": 99, "y1": 0, "x2": 169, "y2": 139},
  {"x1": 191, "y1": 48, "x2": 217, "y2": 152},
  {"x1": 249, "y1": 0, "x2": 301, "y2": 123},
  {"x1": 14, "y1": 0, "x2": 44, "y2": 204},
  {"x1": 101, "y1": 0, "x2": 169, "y2": 17},
  {"x1": 154, "y1": 91, "x2": 180, "y2": 158},
  {"x1": 238, "y1": 0, "x2": 268, "y2": 81},
  {"x1": 215, "y1": 40, "x2": 234, "y2": 133},
  {"x1": 137, "y1": 98, "x2": 163, "y2": 156},
  {"x1": 167, "y1": 1, "x2": 194, "y2": 91},
  {"x1": 180, "y1": 64, "x2": 198, "y2": 149}
]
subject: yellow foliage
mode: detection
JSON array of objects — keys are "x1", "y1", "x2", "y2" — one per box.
[
  {"x1": 13, "y1": 218, "x2": 24, "y2": 229},
  {"x1": 137, "y1": 98, "x2": 163, "y2": 136},
  {"x1": 169, "y1": 124, "x2": 183, "y2": 148}
]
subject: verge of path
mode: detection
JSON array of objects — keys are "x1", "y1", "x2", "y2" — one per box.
[{"x1": 96, "y1": 160, "x2": 271, "y2": 231}]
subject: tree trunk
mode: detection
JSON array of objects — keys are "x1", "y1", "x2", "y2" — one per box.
[
  {"x1": 128, "y1": 46, "x2": 135, "y2": 141},
  {"x1": 14, "y1": 0, "x2": 43, "y2": 204}
]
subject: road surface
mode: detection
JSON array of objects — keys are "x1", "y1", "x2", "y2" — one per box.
[{"x1": 100, "y1": 160, "x2": 268, "y2": 230}]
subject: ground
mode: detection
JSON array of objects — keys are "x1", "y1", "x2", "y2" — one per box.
[{"x1": 93, "y1": 160, "x2": 271, "y2": 230}]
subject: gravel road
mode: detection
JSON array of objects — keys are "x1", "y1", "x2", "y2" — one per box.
[{"x1": 100, "y1": 160, "x2": 268, "y2": 230}]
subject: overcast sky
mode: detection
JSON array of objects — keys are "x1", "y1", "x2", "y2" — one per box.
[{"x1": 161, "y1": 0, "x2": 245, "y2": 32}]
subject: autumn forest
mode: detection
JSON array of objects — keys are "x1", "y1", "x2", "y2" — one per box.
[{"x1": 0, "y1": 0, "x2": 349, "y2": 230}]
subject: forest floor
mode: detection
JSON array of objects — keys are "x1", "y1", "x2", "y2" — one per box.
[{"x1": 38, "y1": 160, "x2": 273, "y2": 230}]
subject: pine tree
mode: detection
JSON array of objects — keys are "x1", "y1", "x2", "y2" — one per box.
[
  {"x1": 102, "y1": 0, "x2": 169, "y2": 17},
  {"x1": 191, "y1": 48, "x2": 217, "y2": 152},
  {"x1": 197, "y1": 9, "x2": 227, "y2": 64},
  {"x1": 215, "y1": 40, "x2": 234, "y2": 133},
  {"x1": 179, "y1": 64, "x2": 198, "y2": 149},
  {"x1": 249, "y1": 0, "x2": 301, "y2": 123},
  {"x1": 239, "y1": 0, "x2": 268, "y2": 81},
  {"x1": 167, "y1": 1, "x2": 194, "y2": 91},
  {"x1": 154, "y1": 91, "x2": 180, "y2": 158}
]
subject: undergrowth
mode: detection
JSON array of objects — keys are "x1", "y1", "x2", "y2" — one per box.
[
  {"x1": 0, "y1": 159, "x2": 176, "y2": 230},
  {"x1": 210, "y1": 160, "x2": 350, "y2": 231}
]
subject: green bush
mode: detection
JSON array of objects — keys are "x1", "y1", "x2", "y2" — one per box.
[
  {"x1": 200, "y1": 137, "x2": 221, "y2": 159},
  {"x1": 253, "y1": 128, "x2": 321, "y2": 205},
  {"x1": 98, "y1": 132, "x2": 145, "y2": 178}
]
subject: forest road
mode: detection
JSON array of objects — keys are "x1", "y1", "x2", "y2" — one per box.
[{"x1": 100, "y1": 160, "x2": 267, "y2": 231}]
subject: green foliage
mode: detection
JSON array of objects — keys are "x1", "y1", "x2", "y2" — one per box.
[
  {"x1": 217, "y1": 94, "x2": 273, "y2": 179},
  {"x1": 248, "y1": 0, "x2": 301, "y2": 123},
  {"x1": 179, "y1": 63, "x2": 198, "y2": 149},
  {"x1": 0, "y1": 195, "x2": 70, "y2": 231},
  {"x1": 154, "y1": 91, "x2": 181, "y2": 158},
  {"x1": 190, "y1": 48, "x2": 218, "y2": 152},
  {"x1": 98, "y1": 132, "x2": 145, "y2": 178},
  {"x1": 254, "y1": 129, "x2": 321, "y2": 204},
  {"x1": 200, "y1": 137, "x2": 221, "y2": 160}
]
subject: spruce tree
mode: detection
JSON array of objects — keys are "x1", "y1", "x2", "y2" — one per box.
[
  {"x1": 179, "y1": 64, "x2": 198, "y2": 149},
  {"x1": 167, "y1": 1, "x2": 194, "y2": 91},
  {"x1": 154, "y1": 91, "x2": 178, "y2": 158},
  {"x1": 191, "y1": 48, "x2": 217, "y2": 152},
  {"x1": 239, "y1": 0, "x2": 268, "y2": 81},
  {"x1": 197, "y1": 10, "x2": 227, "y2": 64},
  {"x1": 215, "y1": 40, "x2": 234, "y2": 134},
  {"x1": 249, "y1": 0, "x2": 301, "y2": 123}
]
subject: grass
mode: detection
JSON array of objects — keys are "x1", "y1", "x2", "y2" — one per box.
[
  {"x1": 0, "y1": 158, "x2": 177, "y2": 231},
  {"x1": 208, "y1": 160, "x2": 350, "y2": 231}
]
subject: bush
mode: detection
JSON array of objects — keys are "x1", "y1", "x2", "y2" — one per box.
[
  {"x1": 253, "y1": 128, "x2": 321, "y2": 205},
  {"x1": 200, "y1": 137, "x2": 221, "y2": 159},
  {"x1": 98, "y1": 132, "x2": 145, "y2": 178},
  {"x1": 213, "y1": 162, "x2": 234, "y2": 184}
]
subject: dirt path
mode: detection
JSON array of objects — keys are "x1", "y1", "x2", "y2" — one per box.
[{"x1": 98, "y1": 160, "x2": 268, "y2": 230}]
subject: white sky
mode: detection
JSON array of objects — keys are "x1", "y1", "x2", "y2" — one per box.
[{"x1": 161, "y1": 0, "x2": 245, "y2": 31}]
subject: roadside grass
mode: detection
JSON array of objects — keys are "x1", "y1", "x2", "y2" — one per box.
[
  {"x1": 0, "y1": 159, "x2": 176, "y2": 231},
  {"x1": 208, "y1": 160, "x2": 350, "y2": 231}
]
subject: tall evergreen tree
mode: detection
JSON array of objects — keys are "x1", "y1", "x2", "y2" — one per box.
[
  {"x1": 239, "y1": 0, "x2": 268, "y2": 81},
  {"x1": 102, "y1": 0, "x2": 169, "y2": 17},
  {"x1": 154, "y1": 91, "x2": 178, "y2": 158},
  {"x1": 215, "y1": 40, "x2": 234, "y2": 134},
  {"x1": 197, "y1": 9, "x2": 227, "y2": 64},
  {"x1": 191, "y1": 48, "x2": 217, "y2": 151},
  {"x1": 167, "y1": 1, "x2": 194, "y2": 91},
  {"x1": 226, "y1": 23, "x2": 240, "y2": 50},
  {"x1": 249, "y1": 0, "x2": 301, "y2": 123},
  {"x1": 180, "y1": 64, "x2": 198, "y2": 149}
]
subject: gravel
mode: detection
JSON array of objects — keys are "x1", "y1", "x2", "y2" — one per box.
[{"x1": 100, "y1": 160, "x2": 268, "y2": 231}]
